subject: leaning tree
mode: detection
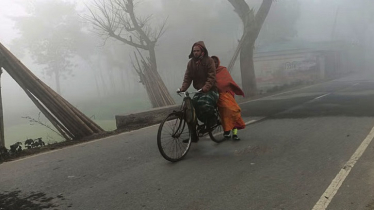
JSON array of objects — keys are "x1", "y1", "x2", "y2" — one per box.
[
  {"x1": 86, "y1": 0, "x2": 175, "y2": 107},
  {"x1": 227, "y1": 0, "x2": 274, "y2": 96}
]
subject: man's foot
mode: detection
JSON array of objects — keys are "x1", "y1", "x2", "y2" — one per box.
[
  {"x1": 232, "y1": 135, "x2": 240, "y2": 141},
  {"x1": 223, "y1": 131, "x2": 231, "y2": 139},
  {"x1": 191, "y1": 134, "x2": 199, "y2": 142}
]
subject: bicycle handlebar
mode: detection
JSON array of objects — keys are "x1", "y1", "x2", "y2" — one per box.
[{"x1": 177, "y1": 90, "x2": 201, "y2": 97}]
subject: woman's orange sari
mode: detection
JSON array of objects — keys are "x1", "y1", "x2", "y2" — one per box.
[
  {"x1": 217, "y1": 92, "x2": 245, "y2": 131},
  {"x1": 213, "y1": 56, "x2": 245, "y2": 131}
]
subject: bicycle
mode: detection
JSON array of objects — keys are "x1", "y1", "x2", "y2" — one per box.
[{"x1": 157, "y1": 91, "x2": 225, "y2": 162}]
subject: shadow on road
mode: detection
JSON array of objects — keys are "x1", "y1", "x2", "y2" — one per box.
[{"x1": 0, "y1": 190, "x2": 67, "y2": 210}]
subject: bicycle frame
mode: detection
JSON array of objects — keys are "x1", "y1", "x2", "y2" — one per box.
[{"x1": 178, "y1": 91, "x2": 219, "y2": 137}]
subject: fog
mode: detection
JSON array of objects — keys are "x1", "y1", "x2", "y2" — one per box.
[{"x1": 0, "y1": 0, "x2": 373, "y2": 145}]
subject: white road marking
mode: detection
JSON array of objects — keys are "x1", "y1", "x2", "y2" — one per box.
[
  {"x1": 205, "y1": 118, "x2": 264, "y2": 138},
  {"x1": 312, "y1": 125, "x2": 374, "y2": 210},
  {"x1": 305, "y1": 93, "x2": 331, "y2": 104},
  {"x1": 314, "y1": 93, "x2": 330, "y2": 100},
  {"x1": 245, "y1": 120, "x2": 258, "y2": 125},
  {"x1": 240, "y1": 82, "x2": 328, "y2": 105}
]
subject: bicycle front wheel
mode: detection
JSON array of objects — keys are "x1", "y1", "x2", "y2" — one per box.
[{"x1": 157, "y1": 112, "x2": 191, "y2": 162}]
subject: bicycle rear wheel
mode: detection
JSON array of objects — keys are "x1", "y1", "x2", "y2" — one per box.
[
  {"x1": 209, "y1": 116, "x2": 226, "y2": 143},
  {"x1": 157, "y1": 112, "x2": 191, "y2": 162}
]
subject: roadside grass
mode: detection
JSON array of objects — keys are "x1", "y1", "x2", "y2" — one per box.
[
  {"x1": 4, "y1": 119, "x2": 119, "y2": 148},
  {"x1": 73, "y1": 94, "x2": 152, "y2": 120},
  {"x1": 4, "y1": 95, "x2": 151, "y2": 148}
]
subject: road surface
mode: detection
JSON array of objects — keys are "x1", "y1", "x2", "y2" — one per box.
[{"x1": 1, "y1": 71, "x2": 374, "y2": 210}]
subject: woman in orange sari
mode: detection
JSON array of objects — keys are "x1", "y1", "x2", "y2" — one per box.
[{"x1": 211, "y1": 56, "x2": 245, "y2": 140}]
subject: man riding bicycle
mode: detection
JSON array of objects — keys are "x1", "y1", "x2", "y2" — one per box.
[{"x1": 177, "y1": 41, "x2": 219, "y2": 142}]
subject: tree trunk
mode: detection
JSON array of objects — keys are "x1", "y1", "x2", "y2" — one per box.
[
  {"x1": 149, "y1": 46, "x2": 157, "y2": 72},
  {"x1": 136, "y1": 46, "x2": 175, "y2": 108},
  {"x1": 240, "y1": 41, "x2": 256, "y2": 96},
  {"x1": 228, "y1": 0, "x2": 273, "y2": 97},
  {"x1": 142, "y1": 63, "x2": 175, "y2": 108}
]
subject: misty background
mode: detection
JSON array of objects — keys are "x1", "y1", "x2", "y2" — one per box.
[{"x1": 0, "y1": 0, "x2": 373, "y2": 146}]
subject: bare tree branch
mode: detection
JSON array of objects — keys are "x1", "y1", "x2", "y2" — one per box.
[
  {"x1": 154, "y1": 17, "x2": 168, "y2": 42},
  {"x1": 86, "y1": 0, "x2": 167, "y2": 48},
  {"x1": 122, "y1": 0, "x2": 152, "y2": 44},
  {"x1": 228, "y1": 0, "x2": 272, "y2": 43},
  {"x1": 135, "y1": 47, "x2": 147, "y2": 64},
  {"x1": 22, "y1": 113, "x2": 63, "y2": 138},
  {"x1": 86, "y1": 0, "x2": 167, "y2": 50},
  {"x1": 85, "y1": 0, "x2": 150, "y2": 50},
  {"x1": 134, "y1": 51, "x2": 143, "y2": 75},
  {"x1": 227, "y1": 0, "x2": 251, "y2": 24},
  {"x1": 130, "y1": 53, "x2": 141, "y2": 75},
  {"x1": 85, "y1": 0, "x2": 175, "y2": 107},
  {"x1": 109, "y1": 31, "x2": 148, "y2": 50}
]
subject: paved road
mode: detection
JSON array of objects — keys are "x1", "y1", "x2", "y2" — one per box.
[{"x1": 2, "y1": 71, "x2": 374, "y2": 210}]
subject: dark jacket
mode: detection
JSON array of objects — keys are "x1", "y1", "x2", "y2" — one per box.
[{"x1": 180, "y1": 41, "x2": 217, "y2": 92}]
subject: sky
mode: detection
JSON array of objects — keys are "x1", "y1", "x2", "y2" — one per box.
[
  {"x1": 0, "y1": 1, "x2": 29, "y2": 117},
  {"x1": 0, "y1": 0, "x2": 25, "y2": 44}
]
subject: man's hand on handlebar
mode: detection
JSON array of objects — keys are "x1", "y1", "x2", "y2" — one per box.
[{"x1": 177, "y1": 89, "x2": 203, "y2": 96}]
